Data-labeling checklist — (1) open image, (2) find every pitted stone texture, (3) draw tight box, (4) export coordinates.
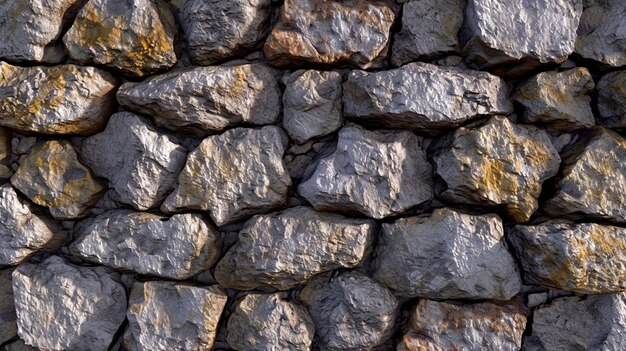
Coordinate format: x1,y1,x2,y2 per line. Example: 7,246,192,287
0,63,116,135
372,208,520,300
299,124,433,219
215,207,376,290
282,70,343,144
513,67,595,131
0,185,65,265
12,255,127,351
460,0,583,76
0,269,16,344
227,293,315,351
391,0,464,66
300,271,398,351
575,0,626,67
63,0,178,77
545,128,626,223
162,126,291,226
11,140,104,220
180,0,274,65
80,112,187,211
343,62,513,132
597,70,626,128
509,220,626,293
398,298,526,351
0,127,11,179
264,0,395,69
523,294,626,350
431,116,560,223
117,64,281,136
70,210,221,280
124,281,227,351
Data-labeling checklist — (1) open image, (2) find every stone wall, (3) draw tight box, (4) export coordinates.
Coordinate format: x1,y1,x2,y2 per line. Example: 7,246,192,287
0,0,625,350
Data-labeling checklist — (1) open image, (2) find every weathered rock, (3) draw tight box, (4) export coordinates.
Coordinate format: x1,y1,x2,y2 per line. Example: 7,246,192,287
545,128,626,223
117,64,281,135
63,0,178,77
299,124,433,219
12,255,127,351
513,67,595,131
80,112,187,211
0,127,11,179
70,210,221,279
0,63,117,135
124,281,227,351
282,70,343,144
575,0,626,67
431,116,561,222
284,137,336,180
215,207,376,290
597,70,626,128
0,185,65,265
180,0,274,65
523,294,626,350
509,220,626,293
0,269,16,344
227,293,315,351
264,0,395,69
11,140,104,219
460,0,583,76
391,0,464,66
300,271,398,351
342,62,513,132
162,126,291,226
4,340,38,351
398,298,526,351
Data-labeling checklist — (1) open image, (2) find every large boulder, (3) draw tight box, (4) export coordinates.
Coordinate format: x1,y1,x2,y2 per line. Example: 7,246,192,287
575,0,626,67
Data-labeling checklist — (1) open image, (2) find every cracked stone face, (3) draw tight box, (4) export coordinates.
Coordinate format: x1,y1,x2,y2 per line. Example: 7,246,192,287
597,70,626,128
575,0,626,67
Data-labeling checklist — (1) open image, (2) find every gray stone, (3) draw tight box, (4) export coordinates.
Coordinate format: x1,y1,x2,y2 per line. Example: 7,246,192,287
299,124,433,219
264,0,395,69
299,271,398,351
284,137,336,180
80,112,187,211
124,281,228,351
431,116,561,223
513,67,595,131
597,70,626,128
1,268,16,344
180,0,274,65
215,206,376,290
391,0,465,66
575,0,626,67
162,126,291,226
527,293,549,309
70,210,221,280
282,70,343,144
0,63,117,135
342,62,513,132
117,63,281,136
0,127,11,179
4,340,39,351
227,293,315,351
12,255,127,351
63,0,178,77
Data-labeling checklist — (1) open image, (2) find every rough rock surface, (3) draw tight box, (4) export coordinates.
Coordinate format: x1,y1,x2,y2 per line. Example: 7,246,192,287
282,69,343,144
509,220,626,293
3,340,37,351
0,268,16,344
575,0,626,67
398,298,526,351
124,281,228,351
391,0,465,66
227,293,315,351
545,128,626,223
80,112,187,211
300,271,398,351
299,124,433,219
11,140,105,220
264,0,395,69
117,64,281,135
431,116,561,222
0,63,117,135
0,127,11,179
12,255,127,351
342,62,513,132
63,0,178,77
180,0,274,65
70,210,221,280
162,126,291,226
513,67,595,131
215,207,376,290
597,70,626,128
523,294,626,350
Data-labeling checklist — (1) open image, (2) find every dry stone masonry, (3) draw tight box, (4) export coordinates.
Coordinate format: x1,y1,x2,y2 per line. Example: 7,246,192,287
0,0,624,350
